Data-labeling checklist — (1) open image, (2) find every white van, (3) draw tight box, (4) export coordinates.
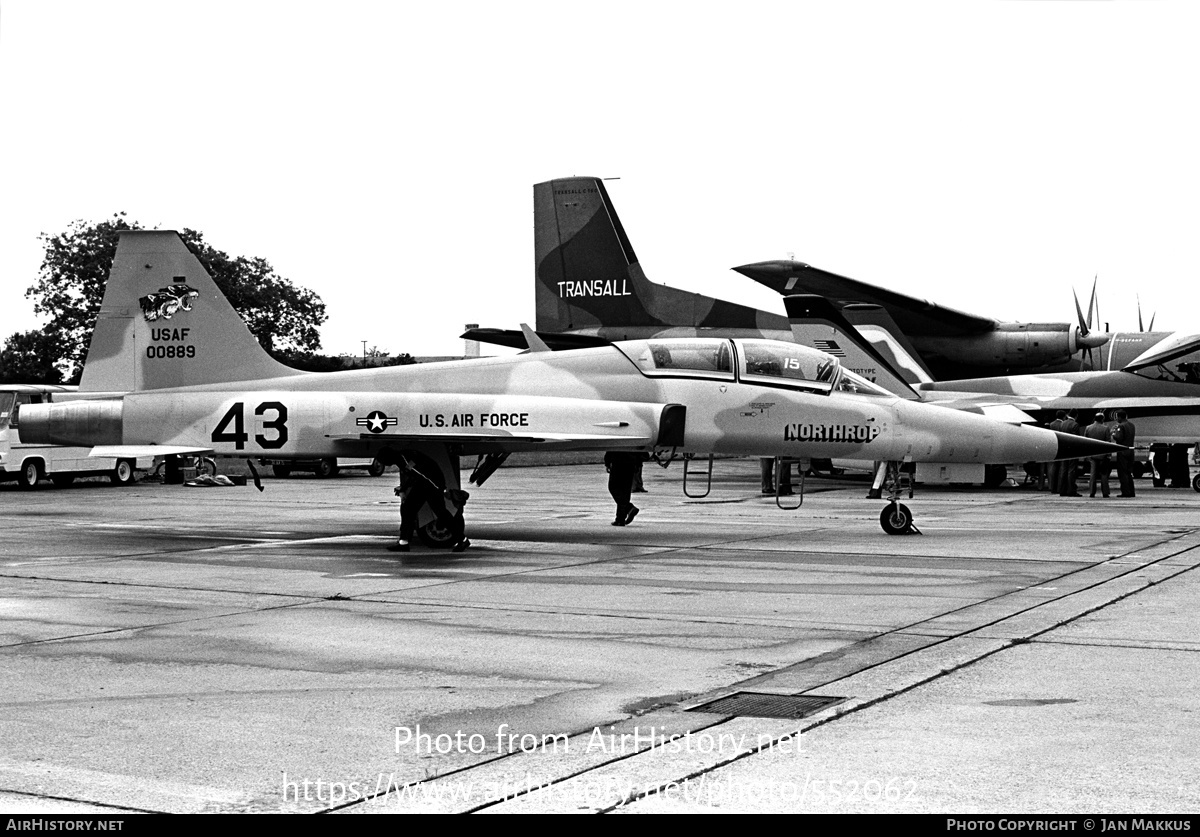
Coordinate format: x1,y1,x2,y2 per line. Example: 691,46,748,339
0,384,142,488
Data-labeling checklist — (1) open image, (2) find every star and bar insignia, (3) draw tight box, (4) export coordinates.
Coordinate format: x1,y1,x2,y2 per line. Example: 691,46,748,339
356,411,398,433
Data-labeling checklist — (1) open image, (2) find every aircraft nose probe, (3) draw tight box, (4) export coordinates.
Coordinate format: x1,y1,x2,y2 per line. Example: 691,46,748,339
1051,430,1127,460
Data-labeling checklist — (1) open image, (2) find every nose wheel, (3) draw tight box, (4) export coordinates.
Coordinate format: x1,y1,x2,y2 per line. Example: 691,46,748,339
880,501,920,535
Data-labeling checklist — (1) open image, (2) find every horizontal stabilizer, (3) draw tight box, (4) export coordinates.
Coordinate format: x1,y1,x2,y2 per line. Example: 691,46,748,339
462,327,611,351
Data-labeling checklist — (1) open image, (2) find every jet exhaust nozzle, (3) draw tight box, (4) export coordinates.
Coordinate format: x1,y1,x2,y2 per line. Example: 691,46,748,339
17,400,124,447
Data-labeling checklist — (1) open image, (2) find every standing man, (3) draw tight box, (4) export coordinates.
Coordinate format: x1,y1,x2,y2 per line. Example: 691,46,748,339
760,458,794,496
1111,410,1137,498
387,454,469,552
605,451,645,526
1058,411,1083,497
1084,412,1112,498
1045,411,1067,493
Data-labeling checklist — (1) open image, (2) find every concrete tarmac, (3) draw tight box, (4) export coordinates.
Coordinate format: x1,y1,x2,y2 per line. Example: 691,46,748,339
0,460,1196,814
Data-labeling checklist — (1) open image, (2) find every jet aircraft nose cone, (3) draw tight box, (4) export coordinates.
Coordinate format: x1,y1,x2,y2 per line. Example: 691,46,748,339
1052,430,1126,461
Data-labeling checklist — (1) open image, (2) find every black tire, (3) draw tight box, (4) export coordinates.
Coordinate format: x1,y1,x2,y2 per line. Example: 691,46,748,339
110,459,136,486
51,474,75,488
272,463,293,478
17,460,42,490
314,458,339,478
368,458,386,477
417,515,465,549
1193,473,1200,493
880,502,913,535
197,457,218,477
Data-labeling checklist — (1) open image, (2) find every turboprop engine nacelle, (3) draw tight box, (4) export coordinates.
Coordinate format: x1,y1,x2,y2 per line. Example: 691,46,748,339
922,324,1108,369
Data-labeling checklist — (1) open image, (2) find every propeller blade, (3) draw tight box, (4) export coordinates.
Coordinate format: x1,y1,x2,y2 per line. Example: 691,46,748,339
1073,288,1089,337
1138,295,1144,332
1148,312,1156,332
1088,275,1098,332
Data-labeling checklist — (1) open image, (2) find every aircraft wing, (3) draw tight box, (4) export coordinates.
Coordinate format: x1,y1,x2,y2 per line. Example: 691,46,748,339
916,396,1040,423
89,444,214,458
734,261,997,336
330,430,653,447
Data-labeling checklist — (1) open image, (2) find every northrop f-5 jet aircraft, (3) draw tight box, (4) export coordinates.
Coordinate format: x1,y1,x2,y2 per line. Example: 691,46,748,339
19,231,1119,536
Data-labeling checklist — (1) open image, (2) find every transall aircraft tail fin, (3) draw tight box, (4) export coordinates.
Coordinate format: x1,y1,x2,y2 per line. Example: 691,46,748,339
80,230,300,392
534,177,779,337
782,295,921,400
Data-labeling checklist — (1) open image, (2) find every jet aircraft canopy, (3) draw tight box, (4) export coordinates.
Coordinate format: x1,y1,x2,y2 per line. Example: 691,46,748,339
616,338,894,397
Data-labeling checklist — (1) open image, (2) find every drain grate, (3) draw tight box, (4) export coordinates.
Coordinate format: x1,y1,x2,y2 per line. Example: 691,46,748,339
687,692,845,719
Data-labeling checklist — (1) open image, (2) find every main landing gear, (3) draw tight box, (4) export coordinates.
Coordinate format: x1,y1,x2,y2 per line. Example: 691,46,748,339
873,461,922,536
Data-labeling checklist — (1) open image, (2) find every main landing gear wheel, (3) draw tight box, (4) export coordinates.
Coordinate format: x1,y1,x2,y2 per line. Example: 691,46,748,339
368,457,386,477
417,516,466,549
880,502,915,535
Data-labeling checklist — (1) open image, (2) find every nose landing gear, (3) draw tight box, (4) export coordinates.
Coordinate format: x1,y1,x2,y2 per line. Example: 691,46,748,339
877,461,922,535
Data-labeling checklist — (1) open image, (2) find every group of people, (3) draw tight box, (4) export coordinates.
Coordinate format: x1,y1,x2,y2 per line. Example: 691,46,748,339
1044,409,1137,498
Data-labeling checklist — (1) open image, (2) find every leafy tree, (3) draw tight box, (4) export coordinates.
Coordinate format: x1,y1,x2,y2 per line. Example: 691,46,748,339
0,330,67,384
17,213,328,381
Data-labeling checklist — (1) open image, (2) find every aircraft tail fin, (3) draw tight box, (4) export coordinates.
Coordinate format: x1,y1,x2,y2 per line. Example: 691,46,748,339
534,177,778,336
80,230,300,392
782,295,920,399
839,303,935,384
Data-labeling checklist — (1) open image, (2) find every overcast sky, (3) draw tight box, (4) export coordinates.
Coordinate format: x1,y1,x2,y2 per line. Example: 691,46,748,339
2,0,1197,360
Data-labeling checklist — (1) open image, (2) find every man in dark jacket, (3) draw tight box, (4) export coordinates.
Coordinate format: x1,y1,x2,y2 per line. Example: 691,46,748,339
1057,411,1083,496
605,451,647,526
1084,412,1112,498
1045,411,1067,492
387,454,469,552
1111,410,1137,497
